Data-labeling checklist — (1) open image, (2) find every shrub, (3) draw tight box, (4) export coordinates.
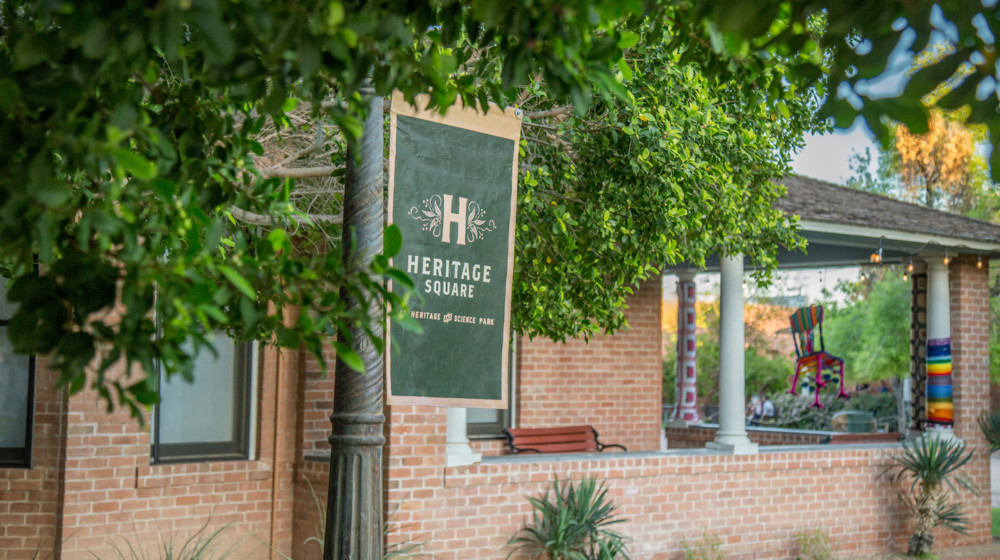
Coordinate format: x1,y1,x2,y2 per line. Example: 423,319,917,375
794,530,832,560
680,530,722,560
507,478,629,560
881,436,978,557
773,392,895,431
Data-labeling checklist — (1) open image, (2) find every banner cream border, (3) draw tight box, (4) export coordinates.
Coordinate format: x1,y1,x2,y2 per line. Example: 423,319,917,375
386,91,522,409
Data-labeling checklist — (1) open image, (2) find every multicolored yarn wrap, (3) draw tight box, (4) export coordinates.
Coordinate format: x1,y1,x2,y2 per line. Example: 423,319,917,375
926,337,953,427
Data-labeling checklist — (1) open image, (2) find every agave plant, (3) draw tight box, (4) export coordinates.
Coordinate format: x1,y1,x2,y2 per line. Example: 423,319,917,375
880,436,978,557
507,478,629,560
977,410,1000,453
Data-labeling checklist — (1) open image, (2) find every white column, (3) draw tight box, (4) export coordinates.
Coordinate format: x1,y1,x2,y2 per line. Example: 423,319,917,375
445,408,482,467
707,254,758,454
923,257,956,440
668,270,700,425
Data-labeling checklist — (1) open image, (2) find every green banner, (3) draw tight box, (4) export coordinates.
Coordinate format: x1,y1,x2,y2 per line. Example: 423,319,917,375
387,94,521,407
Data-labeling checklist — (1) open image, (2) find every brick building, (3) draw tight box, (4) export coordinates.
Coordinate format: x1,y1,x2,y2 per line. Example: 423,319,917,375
3,176,999,559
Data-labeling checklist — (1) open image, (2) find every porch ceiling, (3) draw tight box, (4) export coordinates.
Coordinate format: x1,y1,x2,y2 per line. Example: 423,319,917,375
668,174,1000,272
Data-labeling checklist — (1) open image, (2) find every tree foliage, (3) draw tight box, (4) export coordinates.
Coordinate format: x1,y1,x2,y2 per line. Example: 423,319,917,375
3,0,998,415
822,268,911,383
514,28,820,340
895,111,978,212
663,1,1000,180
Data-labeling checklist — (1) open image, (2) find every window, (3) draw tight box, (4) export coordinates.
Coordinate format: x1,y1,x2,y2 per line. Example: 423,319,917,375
467,406,511,438
152,331,254,464
467,340,516,438
0,276,34,468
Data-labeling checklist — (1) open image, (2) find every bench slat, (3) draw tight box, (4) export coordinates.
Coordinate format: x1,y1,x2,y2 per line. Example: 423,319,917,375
515,442,598,454
510,434,594,446
506,426,594,437
503,425,626,455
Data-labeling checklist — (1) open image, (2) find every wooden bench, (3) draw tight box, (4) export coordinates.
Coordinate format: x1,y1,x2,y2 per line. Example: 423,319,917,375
503,426,627,455
821,432,903,444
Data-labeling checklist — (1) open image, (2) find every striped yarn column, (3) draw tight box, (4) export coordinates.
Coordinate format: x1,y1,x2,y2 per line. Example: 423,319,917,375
672,277,700,423
926,337,954,428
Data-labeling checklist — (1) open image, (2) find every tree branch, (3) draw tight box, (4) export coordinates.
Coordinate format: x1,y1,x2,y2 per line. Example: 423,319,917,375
262,166,339,179
524,105,573,119
229,206,343,226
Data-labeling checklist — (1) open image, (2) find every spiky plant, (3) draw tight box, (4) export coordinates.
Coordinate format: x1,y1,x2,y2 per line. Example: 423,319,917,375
507,478,629,560
95,518,241,560
286,479,426,560
977,410,1000,453
880,436,978,557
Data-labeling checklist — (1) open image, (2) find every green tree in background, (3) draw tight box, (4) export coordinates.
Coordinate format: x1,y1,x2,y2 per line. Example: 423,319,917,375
663,297,790,415
823,269,911,384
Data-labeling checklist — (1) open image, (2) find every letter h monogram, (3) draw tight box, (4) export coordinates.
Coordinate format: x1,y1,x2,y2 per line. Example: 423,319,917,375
441,194,467,245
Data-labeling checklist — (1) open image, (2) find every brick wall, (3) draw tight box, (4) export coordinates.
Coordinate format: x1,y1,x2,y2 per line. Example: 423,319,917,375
1,342,302,560
947,255,992,544
53,345,291,560
297,347,337,460
515,277,662,452
0,359,66,559
297,446,963,560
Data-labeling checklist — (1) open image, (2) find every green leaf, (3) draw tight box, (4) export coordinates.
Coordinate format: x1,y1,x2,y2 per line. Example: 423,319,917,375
13,34,54,70
617,31,640,49
325,2,345,29
334,341,364,372
115,150,158,180
616,58,633,82
384,224,403,257
392,314,423,334
218,265,256,299
385,269,414,290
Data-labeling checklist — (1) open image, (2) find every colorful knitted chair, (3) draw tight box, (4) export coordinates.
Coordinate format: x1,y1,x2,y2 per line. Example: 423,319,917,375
787,305,849,408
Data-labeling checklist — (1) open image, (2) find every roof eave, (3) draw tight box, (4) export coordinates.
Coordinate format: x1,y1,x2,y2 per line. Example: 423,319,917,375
799,218,1000,254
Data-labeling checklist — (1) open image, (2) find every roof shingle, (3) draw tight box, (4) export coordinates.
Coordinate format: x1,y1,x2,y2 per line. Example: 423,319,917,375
776,175,1000,244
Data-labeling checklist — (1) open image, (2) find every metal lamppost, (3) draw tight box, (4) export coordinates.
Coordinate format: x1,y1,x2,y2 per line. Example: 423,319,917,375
324,84,385,560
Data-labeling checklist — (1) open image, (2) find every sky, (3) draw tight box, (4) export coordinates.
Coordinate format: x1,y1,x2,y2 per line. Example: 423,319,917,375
791,26,915,184
790,122,877,185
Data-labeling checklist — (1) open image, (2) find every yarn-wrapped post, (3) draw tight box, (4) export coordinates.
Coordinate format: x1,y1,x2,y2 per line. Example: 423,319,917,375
926,338,954,428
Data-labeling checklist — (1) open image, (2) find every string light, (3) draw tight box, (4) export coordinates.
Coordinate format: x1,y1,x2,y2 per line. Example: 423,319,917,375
978,253,983,269
860,272,867,282
943,250,950,266
869,239,883,264
907,258,914,274
903,272,909,282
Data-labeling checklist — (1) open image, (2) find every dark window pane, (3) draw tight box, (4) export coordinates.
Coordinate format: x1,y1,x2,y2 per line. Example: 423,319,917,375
153,332,251,464
0,277,33,468
0,328,30,448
